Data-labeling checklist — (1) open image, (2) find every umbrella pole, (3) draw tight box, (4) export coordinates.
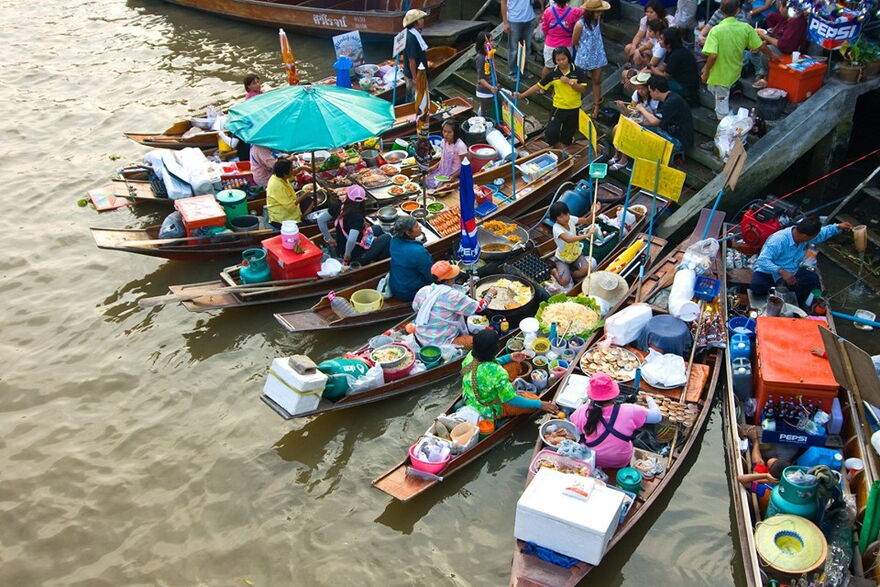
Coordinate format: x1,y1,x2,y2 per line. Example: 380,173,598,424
584,174,601,296
619,173,633,244
311,151,317,196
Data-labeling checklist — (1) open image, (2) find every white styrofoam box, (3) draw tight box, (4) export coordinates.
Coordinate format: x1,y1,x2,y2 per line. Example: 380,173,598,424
604,303,653,346
515,468,625,565
263,357,328,416
556,374,591,411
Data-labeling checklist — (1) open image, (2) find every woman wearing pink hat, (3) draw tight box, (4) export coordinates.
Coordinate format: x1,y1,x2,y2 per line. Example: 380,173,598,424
333,185,391,266
570,373,661,470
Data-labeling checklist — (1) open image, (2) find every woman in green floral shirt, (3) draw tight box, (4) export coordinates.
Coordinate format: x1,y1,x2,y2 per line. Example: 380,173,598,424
461,330,559,421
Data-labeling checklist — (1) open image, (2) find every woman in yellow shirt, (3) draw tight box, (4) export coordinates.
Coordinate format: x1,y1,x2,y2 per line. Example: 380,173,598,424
266,159,313,227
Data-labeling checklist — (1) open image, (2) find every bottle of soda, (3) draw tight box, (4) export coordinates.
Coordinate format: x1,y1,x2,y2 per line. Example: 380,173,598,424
801,245,818,271
328,290,357,318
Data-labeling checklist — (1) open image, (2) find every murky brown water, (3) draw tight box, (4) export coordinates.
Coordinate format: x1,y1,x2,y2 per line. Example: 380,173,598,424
0,1,876,585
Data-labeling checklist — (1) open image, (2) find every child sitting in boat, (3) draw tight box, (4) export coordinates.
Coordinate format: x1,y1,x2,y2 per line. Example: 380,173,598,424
426,120,467,190
548,201,596,288
461,329,559,422
736,425,791,494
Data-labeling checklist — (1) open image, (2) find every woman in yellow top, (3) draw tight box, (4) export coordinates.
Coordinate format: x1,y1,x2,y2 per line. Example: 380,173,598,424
266,159,313,227
515,47,588,147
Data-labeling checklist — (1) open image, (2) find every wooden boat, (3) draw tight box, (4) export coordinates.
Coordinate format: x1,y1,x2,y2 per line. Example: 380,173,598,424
721,226,879,586
124,120,218,151
273,190,665,333
371,232,669,502
159,0,444,39
147,144,594,311
509,208,727,586
88,201,325,262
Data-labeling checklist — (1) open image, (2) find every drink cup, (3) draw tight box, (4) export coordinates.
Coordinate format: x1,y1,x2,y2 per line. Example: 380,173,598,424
791,51,801,64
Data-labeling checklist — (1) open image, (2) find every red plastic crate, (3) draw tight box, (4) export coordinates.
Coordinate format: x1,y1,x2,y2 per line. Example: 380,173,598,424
262,234,323,281
752,317,839,424
174,194,227,236
767,55,827,103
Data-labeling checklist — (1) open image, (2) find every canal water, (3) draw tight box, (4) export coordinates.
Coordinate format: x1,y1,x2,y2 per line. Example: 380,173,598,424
0,1,876,584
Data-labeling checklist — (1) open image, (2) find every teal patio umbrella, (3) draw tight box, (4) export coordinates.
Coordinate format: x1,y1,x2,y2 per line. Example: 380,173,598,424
226,83,395,152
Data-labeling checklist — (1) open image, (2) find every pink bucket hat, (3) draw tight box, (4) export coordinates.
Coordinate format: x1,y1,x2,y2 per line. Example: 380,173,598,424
588,373,620,401
346,185,366,202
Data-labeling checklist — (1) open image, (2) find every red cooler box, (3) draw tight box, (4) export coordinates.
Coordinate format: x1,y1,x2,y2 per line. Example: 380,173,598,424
753,316,838,424
175,194,227,236
767,56,827,103
261,234,322,281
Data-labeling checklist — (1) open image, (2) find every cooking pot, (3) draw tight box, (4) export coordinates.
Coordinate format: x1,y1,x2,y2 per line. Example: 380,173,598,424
472,273,539,326
476,225,529,261
377,205,399,224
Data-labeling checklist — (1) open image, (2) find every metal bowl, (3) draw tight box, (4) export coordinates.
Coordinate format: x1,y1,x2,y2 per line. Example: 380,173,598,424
382,150,407,164
411,208,428,221
477,225,529,261
377,205,399,224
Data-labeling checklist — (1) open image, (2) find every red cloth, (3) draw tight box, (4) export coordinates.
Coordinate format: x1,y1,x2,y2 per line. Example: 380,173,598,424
766,13,808,54
754,462,769,474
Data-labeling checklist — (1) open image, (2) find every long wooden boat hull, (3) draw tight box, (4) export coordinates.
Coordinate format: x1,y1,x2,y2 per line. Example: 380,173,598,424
721,227,877,586
509,208,727,586
160,145,593,311
159,0,443,39
123,131,218,151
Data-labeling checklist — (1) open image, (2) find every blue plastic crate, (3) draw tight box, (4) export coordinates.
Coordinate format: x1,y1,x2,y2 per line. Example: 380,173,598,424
474,201,498,217
694,276,721,301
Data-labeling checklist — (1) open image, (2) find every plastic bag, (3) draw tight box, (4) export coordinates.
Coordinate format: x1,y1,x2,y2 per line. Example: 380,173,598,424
346,365,384,395
158,211,185,239
714,109,753,161
680,238,719,273
439,343,463,362
641,349,687,388
452,405,481,425
377,273,393,299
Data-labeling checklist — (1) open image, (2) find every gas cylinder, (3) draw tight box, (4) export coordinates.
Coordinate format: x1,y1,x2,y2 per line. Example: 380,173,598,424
765,466,819,522
239,248,272,284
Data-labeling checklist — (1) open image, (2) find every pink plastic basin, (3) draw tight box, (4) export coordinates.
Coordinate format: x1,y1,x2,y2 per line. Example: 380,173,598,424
408,444,450,475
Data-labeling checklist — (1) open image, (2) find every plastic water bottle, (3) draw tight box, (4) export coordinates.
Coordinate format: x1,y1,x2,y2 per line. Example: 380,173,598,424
801,245,818,271
328,290,357,318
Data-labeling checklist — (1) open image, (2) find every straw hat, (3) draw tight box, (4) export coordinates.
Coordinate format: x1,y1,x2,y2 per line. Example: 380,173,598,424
588,373,620,402
587,271,629,306
630,71,652,86
582,0,612,11
754,515,827,574
403,9,427,27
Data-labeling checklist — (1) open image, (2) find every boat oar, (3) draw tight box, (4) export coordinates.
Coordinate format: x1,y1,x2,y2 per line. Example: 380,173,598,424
666,300,707,467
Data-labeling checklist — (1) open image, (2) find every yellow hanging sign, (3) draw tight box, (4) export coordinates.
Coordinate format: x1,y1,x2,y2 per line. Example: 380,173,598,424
502,101,525,145
578,110,597,154
612,116,672,165
631,158,686,202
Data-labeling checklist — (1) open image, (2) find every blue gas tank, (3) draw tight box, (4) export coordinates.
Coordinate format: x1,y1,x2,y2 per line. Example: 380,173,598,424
551,179,593,224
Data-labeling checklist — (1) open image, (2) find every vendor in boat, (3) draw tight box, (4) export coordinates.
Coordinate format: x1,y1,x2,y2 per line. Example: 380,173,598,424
462,329,559,421
570,373,661,470
751,216,851,306
250,144,279,187
549,201,597,288
426,120,468,190
267,159,312,227
515,47,588,148
244,73,263,99
402,9,429,102
412,261,495,347
388,216,433,302
334,185,392,267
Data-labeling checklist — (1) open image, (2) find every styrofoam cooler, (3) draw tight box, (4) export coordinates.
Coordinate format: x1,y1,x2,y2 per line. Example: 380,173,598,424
556,374,591,411
263,357,328,416
515,468,624,565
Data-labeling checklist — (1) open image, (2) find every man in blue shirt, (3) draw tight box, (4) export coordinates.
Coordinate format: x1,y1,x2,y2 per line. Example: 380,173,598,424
501,0,538,78
751,216,852,305
388,216,433,302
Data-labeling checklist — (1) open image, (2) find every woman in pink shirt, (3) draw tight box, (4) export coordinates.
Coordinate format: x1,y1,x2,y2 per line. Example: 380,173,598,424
540,0,584,77
570,373,661,470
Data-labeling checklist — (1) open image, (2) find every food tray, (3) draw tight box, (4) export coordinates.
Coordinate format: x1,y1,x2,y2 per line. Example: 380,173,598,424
579,345,642,382
528,449,592,477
